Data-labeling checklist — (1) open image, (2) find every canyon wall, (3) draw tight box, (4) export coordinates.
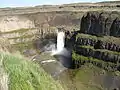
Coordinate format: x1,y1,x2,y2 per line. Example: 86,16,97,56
0,11,82,45
69,31,120,70
0,1,120,44
0,1,120,54
0,15,57,45
80,12,120,37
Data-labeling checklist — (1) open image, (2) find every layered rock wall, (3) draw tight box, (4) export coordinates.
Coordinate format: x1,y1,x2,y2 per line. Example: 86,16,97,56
0,15,57,45
75,46,120,64
80,12,120,37
76,37,120,52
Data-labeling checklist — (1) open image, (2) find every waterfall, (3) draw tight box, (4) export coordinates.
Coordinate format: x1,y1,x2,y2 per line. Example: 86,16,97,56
40,30,67,78
39,29,72,78
51,29,72,68
51,30,65,55
57,31,65,52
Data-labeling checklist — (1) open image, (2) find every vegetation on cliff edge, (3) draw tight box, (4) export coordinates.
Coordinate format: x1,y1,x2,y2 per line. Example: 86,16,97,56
1,52,64,90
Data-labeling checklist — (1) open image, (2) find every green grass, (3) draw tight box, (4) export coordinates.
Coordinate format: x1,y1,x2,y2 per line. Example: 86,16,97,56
73,63,104,90
12,41,35,52
0,53,8,90
76,33,120,44
8,34,35,40
1,52,64,90
80,45,94,49
76,33,97,41
72,51,117,71
79,45,120,55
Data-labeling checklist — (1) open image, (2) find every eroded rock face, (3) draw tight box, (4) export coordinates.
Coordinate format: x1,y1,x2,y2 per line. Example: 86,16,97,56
110,18,120,37
75,46,120,64
80,12,120,37
0,15,57,44
76,37,120,52
0,16,35,32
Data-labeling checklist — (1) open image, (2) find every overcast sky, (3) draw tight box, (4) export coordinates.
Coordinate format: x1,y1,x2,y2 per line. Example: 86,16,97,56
0,0,117,8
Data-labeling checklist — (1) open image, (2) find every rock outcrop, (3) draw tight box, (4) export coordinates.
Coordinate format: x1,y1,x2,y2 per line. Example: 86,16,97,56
76,37,120,52
0,15,57,45
75,46,120,64
80,12,120,37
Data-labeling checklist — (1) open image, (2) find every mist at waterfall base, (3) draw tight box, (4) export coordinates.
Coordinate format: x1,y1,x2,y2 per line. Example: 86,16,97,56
41,30,72,69
51,31,73,68
38,31,72,78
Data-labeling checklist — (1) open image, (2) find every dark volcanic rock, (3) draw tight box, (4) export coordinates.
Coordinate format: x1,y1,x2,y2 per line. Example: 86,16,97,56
75,46,120,64
94,40,104,49
76,37,120,52
110,18,120,37
80,12,120,37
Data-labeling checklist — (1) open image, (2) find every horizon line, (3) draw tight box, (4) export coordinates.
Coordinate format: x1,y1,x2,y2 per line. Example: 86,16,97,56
0,0,116,8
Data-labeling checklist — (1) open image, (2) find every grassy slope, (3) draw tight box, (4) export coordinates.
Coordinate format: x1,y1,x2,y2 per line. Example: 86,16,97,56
58,64,105,90
0,53,8,90
73,64,104,90
63,64,120,90
76,33,120,45
1,52,64,90
79,45,120,56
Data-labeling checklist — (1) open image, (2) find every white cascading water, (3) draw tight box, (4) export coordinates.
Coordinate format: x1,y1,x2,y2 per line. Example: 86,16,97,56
51,30,65,55
57,31,65,52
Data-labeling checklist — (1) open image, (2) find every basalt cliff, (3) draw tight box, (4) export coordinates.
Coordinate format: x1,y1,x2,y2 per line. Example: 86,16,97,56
80,12,120,37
